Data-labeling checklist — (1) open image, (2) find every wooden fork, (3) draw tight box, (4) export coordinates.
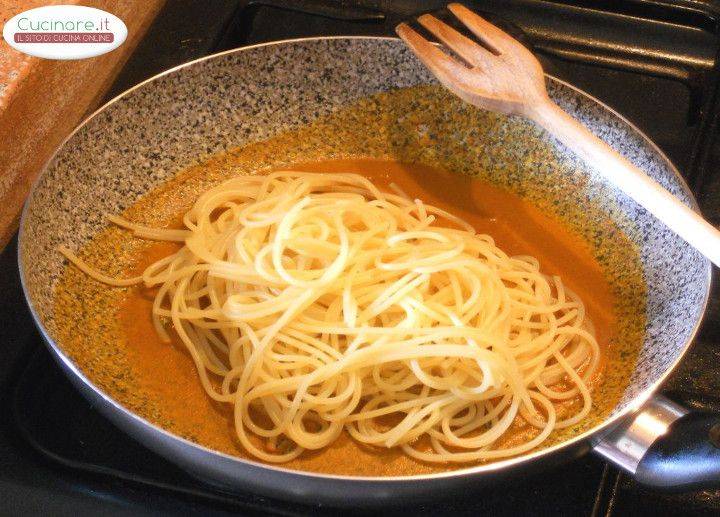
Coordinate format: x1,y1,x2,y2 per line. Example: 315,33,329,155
397,3,720,267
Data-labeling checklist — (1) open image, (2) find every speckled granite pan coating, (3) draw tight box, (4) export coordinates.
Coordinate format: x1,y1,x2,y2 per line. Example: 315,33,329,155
20,38,710,456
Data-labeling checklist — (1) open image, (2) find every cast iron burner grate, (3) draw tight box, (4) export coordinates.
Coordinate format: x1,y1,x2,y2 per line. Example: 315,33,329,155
8,1,720,514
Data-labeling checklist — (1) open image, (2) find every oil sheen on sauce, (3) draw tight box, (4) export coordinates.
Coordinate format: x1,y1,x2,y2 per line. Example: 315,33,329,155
120,159,616,476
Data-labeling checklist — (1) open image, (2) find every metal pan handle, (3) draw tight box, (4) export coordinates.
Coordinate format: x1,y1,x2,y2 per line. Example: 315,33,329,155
593,396,720,490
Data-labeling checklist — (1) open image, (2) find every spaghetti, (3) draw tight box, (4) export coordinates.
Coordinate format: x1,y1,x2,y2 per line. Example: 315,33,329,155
60,171,600,464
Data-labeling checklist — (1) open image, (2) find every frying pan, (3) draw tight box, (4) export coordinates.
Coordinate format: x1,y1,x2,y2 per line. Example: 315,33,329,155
17,37,720,505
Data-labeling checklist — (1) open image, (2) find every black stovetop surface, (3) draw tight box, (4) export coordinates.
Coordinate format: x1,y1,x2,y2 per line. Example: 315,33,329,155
5,1,720,515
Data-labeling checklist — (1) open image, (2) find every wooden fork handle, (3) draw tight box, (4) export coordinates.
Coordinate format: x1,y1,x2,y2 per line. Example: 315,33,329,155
529,99,720,267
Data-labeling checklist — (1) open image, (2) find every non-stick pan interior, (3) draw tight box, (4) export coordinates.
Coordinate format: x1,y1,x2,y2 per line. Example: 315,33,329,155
20,37,709,456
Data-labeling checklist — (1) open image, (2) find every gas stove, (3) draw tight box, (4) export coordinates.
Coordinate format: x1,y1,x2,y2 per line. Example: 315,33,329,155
4,1,720,515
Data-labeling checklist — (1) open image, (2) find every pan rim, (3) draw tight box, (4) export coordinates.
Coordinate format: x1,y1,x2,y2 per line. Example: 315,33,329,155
17,35,713,484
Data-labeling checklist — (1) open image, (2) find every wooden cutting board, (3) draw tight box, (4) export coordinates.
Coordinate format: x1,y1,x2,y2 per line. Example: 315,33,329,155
0,0,164,250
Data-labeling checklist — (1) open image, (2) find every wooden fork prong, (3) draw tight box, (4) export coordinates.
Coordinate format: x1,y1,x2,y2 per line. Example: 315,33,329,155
416,14,496,68
447,3,513,55
396,23,475,89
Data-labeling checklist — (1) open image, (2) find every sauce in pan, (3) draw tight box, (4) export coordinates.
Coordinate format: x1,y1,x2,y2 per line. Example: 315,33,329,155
117,159,616,476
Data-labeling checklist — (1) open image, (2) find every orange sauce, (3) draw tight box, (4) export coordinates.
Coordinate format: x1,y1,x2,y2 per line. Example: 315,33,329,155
119,159,616,475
